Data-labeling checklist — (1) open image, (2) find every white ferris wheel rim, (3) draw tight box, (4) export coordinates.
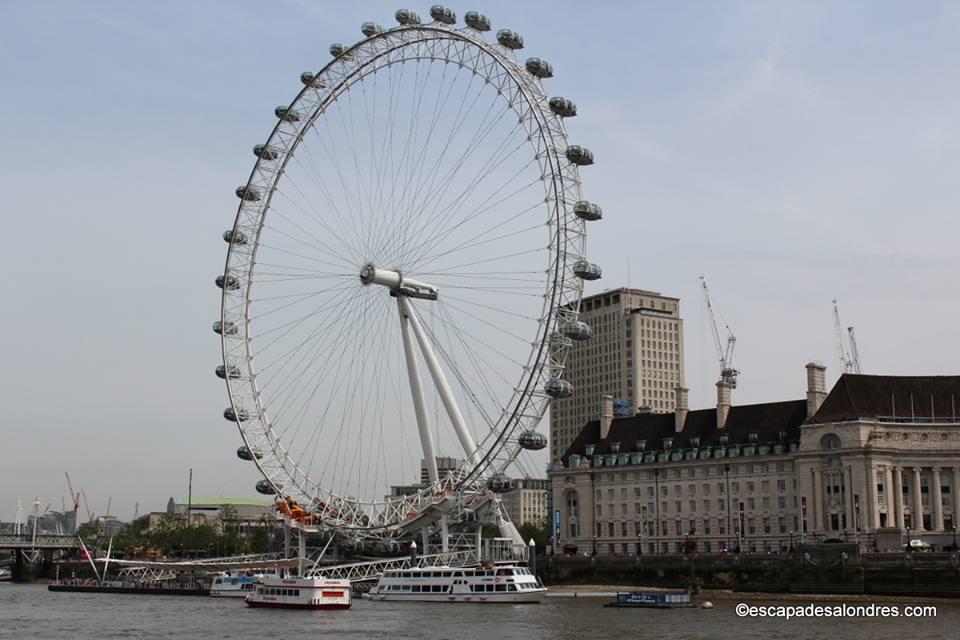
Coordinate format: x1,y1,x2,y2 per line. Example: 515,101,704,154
218,17,589,534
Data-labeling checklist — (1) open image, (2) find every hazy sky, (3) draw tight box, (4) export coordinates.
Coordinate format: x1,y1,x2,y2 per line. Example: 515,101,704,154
2,1,958,522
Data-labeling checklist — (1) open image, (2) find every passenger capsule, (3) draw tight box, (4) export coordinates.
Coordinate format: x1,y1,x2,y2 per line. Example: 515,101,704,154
487,473,514,493
566,145,594,166
429,5,456,24
573,200,602,221
518,430,548,450
255,480,278,495
274,106,301,122
525,57,553,79
215,274,240,290
544,378,574,398
235,186,261,201
573,260,602,281
560,320,592,341
329,43,347,57
549,96,577,118
395,9,421,25
222,229,248,245
253,144,279,160
464,11,491,31
215,364,242,379
496,29,524,50
361,21,385,37
236,445,262,461
212,320,237,336
223,406,250,422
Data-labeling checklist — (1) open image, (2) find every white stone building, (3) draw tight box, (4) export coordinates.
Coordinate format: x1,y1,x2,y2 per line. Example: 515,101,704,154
549,364,960,554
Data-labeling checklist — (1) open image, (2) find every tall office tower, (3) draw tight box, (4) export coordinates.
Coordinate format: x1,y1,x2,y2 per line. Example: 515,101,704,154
549,287,685,462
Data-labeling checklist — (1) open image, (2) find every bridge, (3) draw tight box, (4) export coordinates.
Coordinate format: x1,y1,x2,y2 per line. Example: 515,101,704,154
0,533,79,550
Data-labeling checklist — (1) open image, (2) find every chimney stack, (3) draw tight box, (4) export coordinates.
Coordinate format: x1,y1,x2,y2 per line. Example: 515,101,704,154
806,362,827,417
716,381,732,430
674,387,689,433
600,394,614,440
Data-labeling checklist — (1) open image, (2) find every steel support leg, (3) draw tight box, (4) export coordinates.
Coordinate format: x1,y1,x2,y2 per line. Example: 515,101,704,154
398,299,440,485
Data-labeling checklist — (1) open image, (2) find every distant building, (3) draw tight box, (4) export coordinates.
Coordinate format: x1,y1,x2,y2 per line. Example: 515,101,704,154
549,364,960,555
501,478,550,527
389,456,466,498
166,497,273,526
550,287,685,463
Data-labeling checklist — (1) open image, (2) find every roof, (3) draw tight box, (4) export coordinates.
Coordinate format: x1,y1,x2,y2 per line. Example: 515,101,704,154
169,497,271,507
809,374,960,423
561,399,807,464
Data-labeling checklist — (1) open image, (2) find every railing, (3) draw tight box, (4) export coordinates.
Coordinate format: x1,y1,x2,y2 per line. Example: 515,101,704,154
0,534,79,549
306,548,481,582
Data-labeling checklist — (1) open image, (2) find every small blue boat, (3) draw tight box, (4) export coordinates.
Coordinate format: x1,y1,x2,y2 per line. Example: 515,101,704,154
603,591,696,609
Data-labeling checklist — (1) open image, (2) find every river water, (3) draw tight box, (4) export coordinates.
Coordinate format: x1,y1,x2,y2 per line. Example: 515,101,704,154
2,583,959,639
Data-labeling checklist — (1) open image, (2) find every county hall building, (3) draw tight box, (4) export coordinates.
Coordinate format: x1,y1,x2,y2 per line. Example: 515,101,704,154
549,363,960,554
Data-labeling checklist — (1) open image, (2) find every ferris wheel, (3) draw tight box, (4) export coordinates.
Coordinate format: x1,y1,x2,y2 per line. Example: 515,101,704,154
215,6,602,541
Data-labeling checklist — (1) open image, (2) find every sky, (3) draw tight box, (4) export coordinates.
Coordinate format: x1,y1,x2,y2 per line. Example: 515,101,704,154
1,1,958,523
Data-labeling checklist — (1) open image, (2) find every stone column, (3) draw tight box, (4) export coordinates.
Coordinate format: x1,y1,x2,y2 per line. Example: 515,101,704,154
813,469,824,532
884,466,895,527
893,467,905,529
869,466,880,530
954,467,960,527
932,467,944,531
913,467,925,531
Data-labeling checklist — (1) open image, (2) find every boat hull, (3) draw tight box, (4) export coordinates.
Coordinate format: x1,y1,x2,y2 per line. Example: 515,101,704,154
246,600,350,610
368,591,544,604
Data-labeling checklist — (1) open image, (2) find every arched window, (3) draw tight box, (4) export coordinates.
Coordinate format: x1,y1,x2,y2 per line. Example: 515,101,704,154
821,434,841,450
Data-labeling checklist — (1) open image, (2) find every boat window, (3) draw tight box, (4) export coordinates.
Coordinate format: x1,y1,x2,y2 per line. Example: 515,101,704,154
508,584,518,591
495,584,506,592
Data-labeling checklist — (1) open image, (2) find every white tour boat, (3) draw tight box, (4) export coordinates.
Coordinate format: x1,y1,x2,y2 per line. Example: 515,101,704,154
210,574,258,598
368,563,546,603
245,575,352,610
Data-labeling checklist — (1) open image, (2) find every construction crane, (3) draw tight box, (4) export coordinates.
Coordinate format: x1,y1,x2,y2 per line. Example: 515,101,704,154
64,472,81,534
699,276,738,388
832,299,862,374
80,488,94,523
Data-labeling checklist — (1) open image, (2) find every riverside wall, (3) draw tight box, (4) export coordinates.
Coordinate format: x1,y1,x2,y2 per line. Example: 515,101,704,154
539,545,960,597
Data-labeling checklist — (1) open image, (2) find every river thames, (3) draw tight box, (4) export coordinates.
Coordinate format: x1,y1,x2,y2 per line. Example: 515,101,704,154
2,584,960,639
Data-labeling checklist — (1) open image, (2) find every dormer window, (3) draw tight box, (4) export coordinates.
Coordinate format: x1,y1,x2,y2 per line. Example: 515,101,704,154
635,440,646,452
610,442,620,454
690,436,700,448
718,433,729,446
584,444,595,456
748,432,759,443
662,437,673,451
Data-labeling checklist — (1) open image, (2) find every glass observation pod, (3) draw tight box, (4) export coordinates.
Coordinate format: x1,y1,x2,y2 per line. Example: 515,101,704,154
216,274,240,290
235,186,260,202
518,430,548,450
395,9,421,25
223,229,248,245
525,58,553,79
224,407,251,422
573,200,602,221
361,22,385,37
329,43,348,58
487,473,514,493
560,320,592,341
275,106,301,122
300,71,325,88
549,97,577,118
573,260,602,281
429,5,456,24
215,364,242,379
237,445,263,461
566,145,594,166
464,11,491,31
213,320,238,335
255,480,278,495
496,29,524,50
544,378,574,398
253,144,279,160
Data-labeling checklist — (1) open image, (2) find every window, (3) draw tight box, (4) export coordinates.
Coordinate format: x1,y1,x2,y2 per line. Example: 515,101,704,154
821,434,841,450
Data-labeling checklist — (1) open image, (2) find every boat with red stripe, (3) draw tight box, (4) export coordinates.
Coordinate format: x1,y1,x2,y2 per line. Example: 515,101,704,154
245,576,351,610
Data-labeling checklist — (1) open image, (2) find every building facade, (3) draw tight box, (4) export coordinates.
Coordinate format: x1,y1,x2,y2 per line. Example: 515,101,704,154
501,478,550,527
550,288,685,462
549,365,960,554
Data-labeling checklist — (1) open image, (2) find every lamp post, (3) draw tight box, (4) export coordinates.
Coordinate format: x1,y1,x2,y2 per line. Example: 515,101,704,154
906,524,912,552
724,465,731,552
789,530,795,553
952,524,957,551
